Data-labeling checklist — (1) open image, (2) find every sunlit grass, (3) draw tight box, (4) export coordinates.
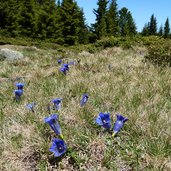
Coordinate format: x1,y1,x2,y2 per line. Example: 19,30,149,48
0,45,171,170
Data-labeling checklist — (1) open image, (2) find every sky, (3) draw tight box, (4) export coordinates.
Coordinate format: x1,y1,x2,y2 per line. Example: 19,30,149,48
76,0,171,32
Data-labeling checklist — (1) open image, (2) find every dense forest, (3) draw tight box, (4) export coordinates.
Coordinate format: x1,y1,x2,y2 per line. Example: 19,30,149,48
0,0,170,45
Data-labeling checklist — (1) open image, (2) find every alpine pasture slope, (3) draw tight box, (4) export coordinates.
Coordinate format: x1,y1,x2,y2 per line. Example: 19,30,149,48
0,45,171,170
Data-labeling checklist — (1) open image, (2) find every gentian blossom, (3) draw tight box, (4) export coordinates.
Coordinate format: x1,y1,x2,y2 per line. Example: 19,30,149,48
68,61,75,65
26,102,37,112
49,138,67,157
57,59,62,64
14,89,23,100
80,93,89,107
95,112,111,129
113,114,128,136
63,63,69,71
60,67,67,75
51,98,63,110
44,114,62,136
15,82,24,90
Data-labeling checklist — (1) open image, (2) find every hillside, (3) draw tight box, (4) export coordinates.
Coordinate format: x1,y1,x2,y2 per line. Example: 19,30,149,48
0,45,171,170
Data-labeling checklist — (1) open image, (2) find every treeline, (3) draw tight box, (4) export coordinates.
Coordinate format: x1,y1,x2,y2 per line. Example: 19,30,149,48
142,14,170,38
0,0,170,45
0,0,89,45
91,0,136,39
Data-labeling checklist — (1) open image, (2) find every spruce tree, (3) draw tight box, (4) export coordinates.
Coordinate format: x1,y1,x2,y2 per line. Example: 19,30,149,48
119,7,136,36
164,17,170,38
126,11,137,35
77,8,89,44
149,14,157,35
141,23,150,36
35,0,62,41
17,0,37,36
158,25,163,37
0,0,21,36
106,0,119,36
60,0,83,45
93,0,108,39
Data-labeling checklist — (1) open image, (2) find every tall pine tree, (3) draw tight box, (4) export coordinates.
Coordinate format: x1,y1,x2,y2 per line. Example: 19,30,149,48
119,7,136,36
126,11,137,36
158,25,163,36
35,0,62,41
164,17,170,38
17,0,37,37
77,8,89,44
149,14,157,35
93,0,108,39
0,0,21,36
60,0,86,45
106,0,119,36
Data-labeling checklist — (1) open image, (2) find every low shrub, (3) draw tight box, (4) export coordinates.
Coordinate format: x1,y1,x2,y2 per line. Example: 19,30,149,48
145,39,171,66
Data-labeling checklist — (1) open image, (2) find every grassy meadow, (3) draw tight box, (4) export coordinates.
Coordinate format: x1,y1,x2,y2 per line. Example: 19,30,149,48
0,44,171,171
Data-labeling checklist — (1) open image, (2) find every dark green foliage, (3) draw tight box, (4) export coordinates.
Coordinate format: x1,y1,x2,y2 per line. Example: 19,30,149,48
93,0,108,39
164,18,170,38
18,0,37,36
35,0,63,42
142,15,157,36
1,0,169,46
141,23,150,36
106,0,119,36
0,0,88,45
149,14,157,35
60,0,87,45
77,9,89,44
0,0,21,36
145,39,171,66
158,25,163,37
119,7,136,36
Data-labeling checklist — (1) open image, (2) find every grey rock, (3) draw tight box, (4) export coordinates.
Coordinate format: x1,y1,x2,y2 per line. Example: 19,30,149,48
0,48,23,61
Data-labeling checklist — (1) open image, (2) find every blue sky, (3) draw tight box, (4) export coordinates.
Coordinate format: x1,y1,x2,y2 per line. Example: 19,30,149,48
76,0,171,32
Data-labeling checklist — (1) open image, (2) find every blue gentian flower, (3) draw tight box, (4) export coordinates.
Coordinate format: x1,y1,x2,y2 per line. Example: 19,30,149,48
57,59,62,64
49,138,67,157
113,114,128,136
63,63,69,71
14,89,23,100
51,98,63,110
80,93,89,107
60,67,67,75
16,83,24,90
44,114,62,136
68,61,75,65
26,102,36,112
95,112,111,129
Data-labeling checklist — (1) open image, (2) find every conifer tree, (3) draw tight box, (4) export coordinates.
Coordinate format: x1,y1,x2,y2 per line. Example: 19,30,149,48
164,17,170,38
119,7,136,36
93,0,108,39
126,11,137,35
149,14,157,35
17,0,37,36
0,0,21,36
60,0,84,45
141,23,150,36
77,8,89,44
35,0,62,41
158,25,163,36
106,0,119,36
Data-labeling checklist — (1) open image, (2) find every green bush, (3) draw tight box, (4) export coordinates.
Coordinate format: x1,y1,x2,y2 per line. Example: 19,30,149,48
145,39,171,66
94,37,119,48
